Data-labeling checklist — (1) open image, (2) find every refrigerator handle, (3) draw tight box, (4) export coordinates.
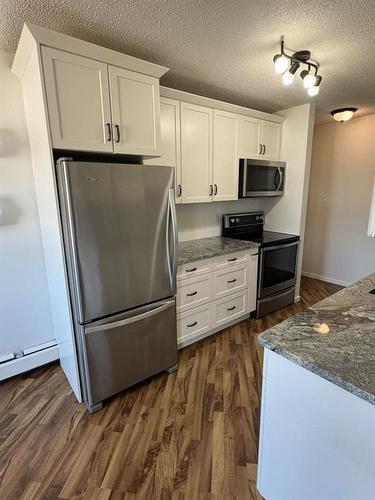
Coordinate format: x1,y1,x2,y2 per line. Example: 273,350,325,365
167,189,178,294
85,299,175,334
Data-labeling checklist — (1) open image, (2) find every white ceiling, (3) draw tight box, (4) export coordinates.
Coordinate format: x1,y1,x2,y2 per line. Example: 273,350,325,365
1,0,375,123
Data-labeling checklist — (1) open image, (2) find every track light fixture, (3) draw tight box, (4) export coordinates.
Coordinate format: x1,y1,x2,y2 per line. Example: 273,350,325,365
273,37,322,97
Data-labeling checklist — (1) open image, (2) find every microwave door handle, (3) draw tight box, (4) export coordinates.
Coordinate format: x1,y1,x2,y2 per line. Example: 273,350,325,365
276,167,283,191
274,169,279,189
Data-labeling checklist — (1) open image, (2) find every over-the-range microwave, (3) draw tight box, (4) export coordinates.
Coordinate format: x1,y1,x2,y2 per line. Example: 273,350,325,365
238,158,286,197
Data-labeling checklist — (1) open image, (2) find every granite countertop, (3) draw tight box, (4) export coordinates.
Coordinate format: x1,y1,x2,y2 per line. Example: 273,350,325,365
178,236,258,265
259,273,375,405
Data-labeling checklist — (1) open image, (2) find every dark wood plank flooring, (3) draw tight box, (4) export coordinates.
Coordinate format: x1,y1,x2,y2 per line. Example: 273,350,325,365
0,277,342,499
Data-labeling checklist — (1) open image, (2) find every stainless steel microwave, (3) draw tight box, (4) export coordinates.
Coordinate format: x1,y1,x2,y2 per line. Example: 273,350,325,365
238,158,286,197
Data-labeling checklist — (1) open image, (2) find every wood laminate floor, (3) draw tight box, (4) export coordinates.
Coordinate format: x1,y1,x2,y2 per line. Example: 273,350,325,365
0,277,342,499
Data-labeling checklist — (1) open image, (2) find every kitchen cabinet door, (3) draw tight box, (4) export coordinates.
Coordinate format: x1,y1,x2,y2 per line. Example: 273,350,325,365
144,98,182,203
213,110,239,201
42,46,113,152
261,121,282,161
180,102,213,203
239,116,262,158
109,66,160,156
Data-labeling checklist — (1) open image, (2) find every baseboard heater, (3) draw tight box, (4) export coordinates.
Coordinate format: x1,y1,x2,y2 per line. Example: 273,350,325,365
0,340,59,380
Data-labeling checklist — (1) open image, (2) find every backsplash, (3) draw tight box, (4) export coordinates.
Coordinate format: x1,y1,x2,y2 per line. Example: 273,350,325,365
176,199,265,241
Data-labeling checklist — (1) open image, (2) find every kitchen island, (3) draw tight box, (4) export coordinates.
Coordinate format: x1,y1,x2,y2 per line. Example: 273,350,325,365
257,273,375,500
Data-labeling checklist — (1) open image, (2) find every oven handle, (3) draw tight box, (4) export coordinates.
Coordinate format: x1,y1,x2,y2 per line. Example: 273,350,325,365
262,240,299,252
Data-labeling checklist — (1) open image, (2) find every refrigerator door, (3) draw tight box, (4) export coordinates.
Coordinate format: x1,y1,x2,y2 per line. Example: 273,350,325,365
83,298,177,405
57,160,176,323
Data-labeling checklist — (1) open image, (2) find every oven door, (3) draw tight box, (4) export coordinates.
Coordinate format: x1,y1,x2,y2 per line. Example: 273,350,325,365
258,241,299,298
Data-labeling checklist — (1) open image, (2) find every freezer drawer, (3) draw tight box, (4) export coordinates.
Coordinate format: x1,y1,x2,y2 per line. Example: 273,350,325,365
83,298,177,405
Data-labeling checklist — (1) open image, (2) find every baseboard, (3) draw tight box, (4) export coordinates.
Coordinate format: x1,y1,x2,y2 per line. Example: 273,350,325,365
0,345,59,381
294,295,301,302
301,271,351,287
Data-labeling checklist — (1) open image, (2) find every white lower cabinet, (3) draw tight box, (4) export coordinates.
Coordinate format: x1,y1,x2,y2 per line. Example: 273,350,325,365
214,290,247,327
177,304,212,345
177,274,212,313
176,248,258,347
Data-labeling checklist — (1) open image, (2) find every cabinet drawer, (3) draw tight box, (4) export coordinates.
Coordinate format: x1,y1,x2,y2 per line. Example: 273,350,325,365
213,264,248,299
213,250,248,270
177,258,212,281
177,274,212,313
214,291,248,327
177,303,212,343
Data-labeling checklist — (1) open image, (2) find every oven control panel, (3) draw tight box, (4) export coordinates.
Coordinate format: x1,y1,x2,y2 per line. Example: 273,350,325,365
223,212,264,229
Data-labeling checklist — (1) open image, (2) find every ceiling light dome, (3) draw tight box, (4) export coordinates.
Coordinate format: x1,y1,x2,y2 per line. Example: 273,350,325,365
273,54,289,74
331,108,357,122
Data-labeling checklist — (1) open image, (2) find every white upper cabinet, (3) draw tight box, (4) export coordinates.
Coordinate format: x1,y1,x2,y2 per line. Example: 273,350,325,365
144,97,182,203
212,110,239,201
42,47,113,152
180,102,213,204
239,116,262,158
108,66,160,156
239,115,281,161
261,121,282,161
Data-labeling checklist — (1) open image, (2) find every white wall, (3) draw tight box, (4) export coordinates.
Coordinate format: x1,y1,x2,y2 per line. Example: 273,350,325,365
264,103,315,297
0,51,54,358
177,198,265,241
302,114,375,286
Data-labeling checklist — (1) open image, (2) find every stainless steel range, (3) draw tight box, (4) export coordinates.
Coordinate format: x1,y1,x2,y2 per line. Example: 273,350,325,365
222,212,300,318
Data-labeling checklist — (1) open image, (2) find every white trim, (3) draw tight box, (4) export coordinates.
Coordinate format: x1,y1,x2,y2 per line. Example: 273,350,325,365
294,295,301,302
177,312,251,349
302,271,351,287
160,86,285,124
0,346,59,381
12,23,169,79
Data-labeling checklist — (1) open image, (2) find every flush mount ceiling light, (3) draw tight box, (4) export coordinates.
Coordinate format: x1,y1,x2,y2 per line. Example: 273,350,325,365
273,37,322,97
331,108,357,122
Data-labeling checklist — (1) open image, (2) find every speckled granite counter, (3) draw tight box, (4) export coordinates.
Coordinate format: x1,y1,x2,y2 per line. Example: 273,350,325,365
178,236,258,265
259,272,375,405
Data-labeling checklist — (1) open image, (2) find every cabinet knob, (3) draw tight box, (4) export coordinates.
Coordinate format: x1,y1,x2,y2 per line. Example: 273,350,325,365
214,184,218,196
209,184,213,196
177,184,182,197
259,144,262,155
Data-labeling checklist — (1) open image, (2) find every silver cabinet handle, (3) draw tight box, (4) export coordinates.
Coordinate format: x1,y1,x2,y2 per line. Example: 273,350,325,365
209,184,213,196
214,184,218,196
177,184,182,197
187,321,198,328
263,144,266,155
186,291,198,297
106,123,112,142
227,306,236,311
259,144,262,155
227,278,237,283
186,267,197,272
228,257,237,262
114,124,120,143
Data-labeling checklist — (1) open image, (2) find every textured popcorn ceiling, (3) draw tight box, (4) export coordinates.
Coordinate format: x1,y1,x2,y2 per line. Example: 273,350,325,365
1,0,375,122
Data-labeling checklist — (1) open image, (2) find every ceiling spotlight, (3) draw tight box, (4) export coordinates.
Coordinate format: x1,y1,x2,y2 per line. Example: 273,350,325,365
307,75,322,97
331,108,357,122
300,70,317,89
282,61,299,85
273,54,289,74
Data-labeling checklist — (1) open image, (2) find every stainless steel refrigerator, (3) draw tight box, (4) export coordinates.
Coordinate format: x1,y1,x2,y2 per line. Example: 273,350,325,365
56,158,178,412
